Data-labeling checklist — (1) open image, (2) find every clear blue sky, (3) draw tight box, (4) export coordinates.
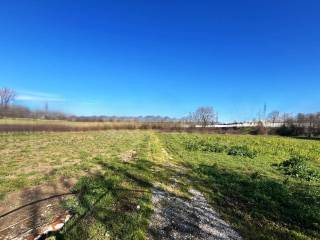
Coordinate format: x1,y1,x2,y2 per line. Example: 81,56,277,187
1,0,319,122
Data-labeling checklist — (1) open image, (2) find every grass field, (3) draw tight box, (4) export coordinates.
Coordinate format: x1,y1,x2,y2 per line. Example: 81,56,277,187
0,130,319,239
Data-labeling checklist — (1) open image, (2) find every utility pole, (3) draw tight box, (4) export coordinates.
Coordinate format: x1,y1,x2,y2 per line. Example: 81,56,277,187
44,102,48,118
263,103,267,120
45,102,48,113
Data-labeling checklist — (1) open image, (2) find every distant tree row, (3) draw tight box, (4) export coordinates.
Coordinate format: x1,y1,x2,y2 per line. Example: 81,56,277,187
2,86,318,137
0,87,68,120
0,87,193,122
266,110,320,137
280,112,320,137
0,104,68,120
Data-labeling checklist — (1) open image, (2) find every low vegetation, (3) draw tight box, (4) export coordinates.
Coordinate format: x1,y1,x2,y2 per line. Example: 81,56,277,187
277,156,320,181
185,136,257,158
0,118,188,132
0,130,319,239
0,130,149,200
160,133,320,240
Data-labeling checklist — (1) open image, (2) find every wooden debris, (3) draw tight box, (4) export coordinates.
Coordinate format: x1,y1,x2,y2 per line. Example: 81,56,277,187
25,212,72,240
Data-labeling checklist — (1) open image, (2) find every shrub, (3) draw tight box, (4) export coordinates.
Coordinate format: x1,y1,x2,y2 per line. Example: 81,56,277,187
185,139,226,153
186,139,257,158
185,139,200,151
251,122,267,135
227,145,257,158
209,143,227,152
278,156,320,181
276,124,305,136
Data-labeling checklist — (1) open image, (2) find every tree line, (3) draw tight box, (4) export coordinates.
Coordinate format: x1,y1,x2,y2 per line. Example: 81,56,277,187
0,87,66,119
1,87,319,136
0,87,218,124
277,112,320,137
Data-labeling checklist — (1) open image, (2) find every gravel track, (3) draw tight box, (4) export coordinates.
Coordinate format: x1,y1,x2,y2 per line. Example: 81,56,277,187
149,188,242,240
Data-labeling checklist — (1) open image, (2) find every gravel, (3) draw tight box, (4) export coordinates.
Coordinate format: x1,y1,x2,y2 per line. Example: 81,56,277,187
149,188,242,240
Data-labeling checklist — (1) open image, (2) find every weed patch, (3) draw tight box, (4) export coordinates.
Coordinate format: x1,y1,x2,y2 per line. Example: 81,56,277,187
278,156,320,181
227,145,257,158
185,137,256,158
186,139,227,153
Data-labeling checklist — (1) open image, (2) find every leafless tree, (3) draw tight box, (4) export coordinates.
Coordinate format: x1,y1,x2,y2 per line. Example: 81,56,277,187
0,87,16,108
192,106,217,127
316,112,320,128
268,111,280,124
281,113,292,124
296,113,306,128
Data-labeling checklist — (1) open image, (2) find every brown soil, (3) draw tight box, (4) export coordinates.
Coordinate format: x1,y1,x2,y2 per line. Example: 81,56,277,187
120,150,137,163
0,177,77,240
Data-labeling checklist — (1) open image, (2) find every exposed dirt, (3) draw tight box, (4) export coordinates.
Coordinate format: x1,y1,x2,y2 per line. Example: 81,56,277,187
149,188,242,240
120,149,137,163
0,177,76,240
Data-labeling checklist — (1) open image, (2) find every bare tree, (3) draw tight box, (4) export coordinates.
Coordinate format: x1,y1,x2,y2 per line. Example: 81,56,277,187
268,111,280,124
306,113,317,137
0,87,16,108
281,113,291,124
296,113,305,128
192,106,217,127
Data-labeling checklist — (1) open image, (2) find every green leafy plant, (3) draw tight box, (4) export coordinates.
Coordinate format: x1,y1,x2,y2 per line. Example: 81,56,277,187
185,138,226,153
227,145,257,158
278,156,320,181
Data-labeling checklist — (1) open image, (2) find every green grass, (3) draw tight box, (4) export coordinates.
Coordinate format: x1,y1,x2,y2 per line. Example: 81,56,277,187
0,130,148,197
1,131,319,239
158,133,320,240
57,132,186,239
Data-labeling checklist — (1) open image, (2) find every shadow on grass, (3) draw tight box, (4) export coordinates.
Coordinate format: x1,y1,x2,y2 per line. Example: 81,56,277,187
192,164,320,240
0,177,78,239
98,160,155,189
55,172,151,239
55,152,195,240
292,136,320,141
41,157,319,240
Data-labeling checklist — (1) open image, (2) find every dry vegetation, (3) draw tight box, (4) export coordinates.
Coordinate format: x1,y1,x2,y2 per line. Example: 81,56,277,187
0,118,188,132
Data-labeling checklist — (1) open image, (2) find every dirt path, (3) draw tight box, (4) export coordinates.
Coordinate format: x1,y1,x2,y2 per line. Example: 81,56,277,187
149,188,242,240
148,135,241,239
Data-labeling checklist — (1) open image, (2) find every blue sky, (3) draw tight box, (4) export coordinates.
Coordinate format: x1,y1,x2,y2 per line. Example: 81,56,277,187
1,0,319,122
